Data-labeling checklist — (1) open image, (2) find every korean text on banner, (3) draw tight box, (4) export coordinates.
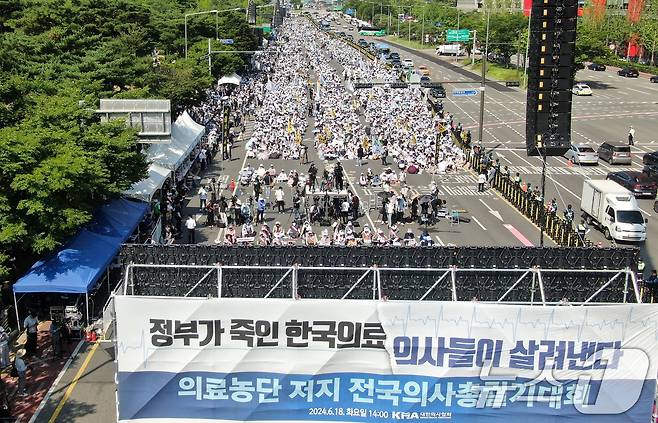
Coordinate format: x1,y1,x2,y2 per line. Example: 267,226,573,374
115,297,658,422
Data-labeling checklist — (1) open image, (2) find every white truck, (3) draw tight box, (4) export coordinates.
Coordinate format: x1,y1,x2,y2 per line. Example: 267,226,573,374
435,44,463,56
580,179,647,242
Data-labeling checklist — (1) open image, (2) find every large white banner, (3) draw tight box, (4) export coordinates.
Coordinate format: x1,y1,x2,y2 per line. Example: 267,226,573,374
115,297,658,422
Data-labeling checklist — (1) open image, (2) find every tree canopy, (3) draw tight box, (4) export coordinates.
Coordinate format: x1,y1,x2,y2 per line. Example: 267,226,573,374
0,0,259,279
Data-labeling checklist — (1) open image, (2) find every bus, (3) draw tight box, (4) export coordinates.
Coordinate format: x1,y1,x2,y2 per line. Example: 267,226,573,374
358,26,386,36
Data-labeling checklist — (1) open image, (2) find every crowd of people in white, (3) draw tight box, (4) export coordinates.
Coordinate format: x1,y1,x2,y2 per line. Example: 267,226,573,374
178,16,470,247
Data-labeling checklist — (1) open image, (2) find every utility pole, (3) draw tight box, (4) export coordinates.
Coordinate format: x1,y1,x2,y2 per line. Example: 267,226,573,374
421,3,426,46
471,30,477,67
477,10,490,145
523,8,532,86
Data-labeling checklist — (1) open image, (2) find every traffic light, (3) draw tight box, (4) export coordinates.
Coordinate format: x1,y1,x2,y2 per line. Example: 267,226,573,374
525,0,578,156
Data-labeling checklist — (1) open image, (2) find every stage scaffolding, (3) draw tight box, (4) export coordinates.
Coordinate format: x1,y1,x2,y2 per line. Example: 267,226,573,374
121,263,641,305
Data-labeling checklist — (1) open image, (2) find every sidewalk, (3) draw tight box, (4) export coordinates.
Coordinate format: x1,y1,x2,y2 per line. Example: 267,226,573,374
2,322,81,422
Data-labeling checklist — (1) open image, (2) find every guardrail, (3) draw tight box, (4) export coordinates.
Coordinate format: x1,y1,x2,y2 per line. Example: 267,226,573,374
465,148,588,247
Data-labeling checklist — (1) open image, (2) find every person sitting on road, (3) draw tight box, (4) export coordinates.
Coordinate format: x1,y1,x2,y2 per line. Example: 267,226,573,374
259,224,272,246
319,229,332,246
362,225,373,245
287,222,301,239
359,173,368,187
225,225,236,245
305,230,318,246
419,230,433,246
241,221,255,238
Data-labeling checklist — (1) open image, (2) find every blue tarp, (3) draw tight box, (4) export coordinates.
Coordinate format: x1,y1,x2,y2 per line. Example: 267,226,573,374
14,198,148,294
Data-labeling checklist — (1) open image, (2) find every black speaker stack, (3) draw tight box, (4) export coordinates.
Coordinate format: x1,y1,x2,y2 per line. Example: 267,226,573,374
525,0,578,156
247,0,257,25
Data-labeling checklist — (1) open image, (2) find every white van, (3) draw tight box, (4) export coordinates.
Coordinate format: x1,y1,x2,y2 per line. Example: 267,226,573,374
581,179,647,242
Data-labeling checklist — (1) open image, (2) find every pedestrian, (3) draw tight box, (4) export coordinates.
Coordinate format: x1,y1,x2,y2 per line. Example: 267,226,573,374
334,163,344,191
13,349,28,396
381,147,388,165
308,163,317,191
50,320,62,359
645,269,658,303
357,145,364,166
185,216,197,243
198,186,208,210
263,172,272,198
477,172,487,192
275,187,285,212
23,311,38,357
628,126,635,146
256,197,266,223
0,326,8,368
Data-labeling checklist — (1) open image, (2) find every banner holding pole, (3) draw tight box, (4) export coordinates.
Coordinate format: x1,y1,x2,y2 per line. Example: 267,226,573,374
116,297,658,422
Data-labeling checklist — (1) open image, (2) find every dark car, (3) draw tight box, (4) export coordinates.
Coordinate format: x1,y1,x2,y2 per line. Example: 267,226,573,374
420,76,431,84
644,151,658,166
429,86,446,99
607,171,658,198
587,63,606,71
655,200,658,213
618,67,639,77
357,38,368,46
644,151,658,179
651,75,658,83
598,142,632,164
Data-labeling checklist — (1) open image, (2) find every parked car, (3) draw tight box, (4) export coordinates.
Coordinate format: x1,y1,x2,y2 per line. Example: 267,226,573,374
618,68,639,77
598,142,632,165
587,63,606,71
402,58,414,68
572,83,593,96
418,65,431,76
607,171,658,198
420,75,431,84
643,164,658,182
564,144,598,165
650,75,658,83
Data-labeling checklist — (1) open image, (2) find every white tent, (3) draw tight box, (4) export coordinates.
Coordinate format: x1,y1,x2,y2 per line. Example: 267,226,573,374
124,164,172,201
217,73,242,86
147,111,205,171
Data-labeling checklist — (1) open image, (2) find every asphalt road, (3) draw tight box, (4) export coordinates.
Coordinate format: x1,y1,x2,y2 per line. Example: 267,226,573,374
321,13,658,274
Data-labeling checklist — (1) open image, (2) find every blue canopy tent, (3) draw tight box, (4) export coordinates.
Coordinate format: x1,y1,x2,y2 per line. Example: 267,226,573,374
13,198,148,326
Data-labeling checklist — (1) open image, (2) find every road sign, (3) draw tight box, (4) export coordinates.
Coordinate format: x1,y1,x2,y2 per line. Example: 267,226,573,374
452,89,478,97
219,38,234,45
446,29,470,42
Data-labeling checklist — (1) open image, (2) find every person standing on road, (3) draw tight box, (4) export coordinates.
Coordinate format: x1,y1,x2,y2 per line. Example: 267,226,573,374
381,147,388,165
275,187,285,213
198,186,208,211
186,216,197,243
628,126,635,146
308,163,318,191
0,326,8,368
334,163,344,191
645,269,658,303
357,145,364,167
14,349,28,396
23,311,38,357
477,172,487,192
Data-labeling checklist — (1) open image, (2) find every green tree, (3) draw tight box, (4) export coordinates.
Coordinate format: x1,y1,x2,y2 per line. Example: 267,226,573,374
638,17,658,66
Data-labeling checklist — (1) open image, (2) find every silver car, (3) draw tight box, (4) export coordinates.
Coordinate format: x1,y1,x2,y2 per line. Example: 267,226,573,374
564,144,599,165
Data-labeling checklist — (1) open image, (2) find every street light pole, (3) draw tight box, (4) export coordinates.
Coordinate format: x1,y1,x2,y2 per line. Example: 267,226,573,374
477,10,490,145
184,8,242,60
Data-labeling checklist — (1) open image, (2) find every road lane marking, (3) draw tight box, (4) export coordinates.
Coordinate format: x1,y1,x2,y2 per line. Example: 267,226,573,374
478,199,503,221
627,87,648,95
504,224,534,246
472,215,487,230
48,342,100,423
434,235,445,246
